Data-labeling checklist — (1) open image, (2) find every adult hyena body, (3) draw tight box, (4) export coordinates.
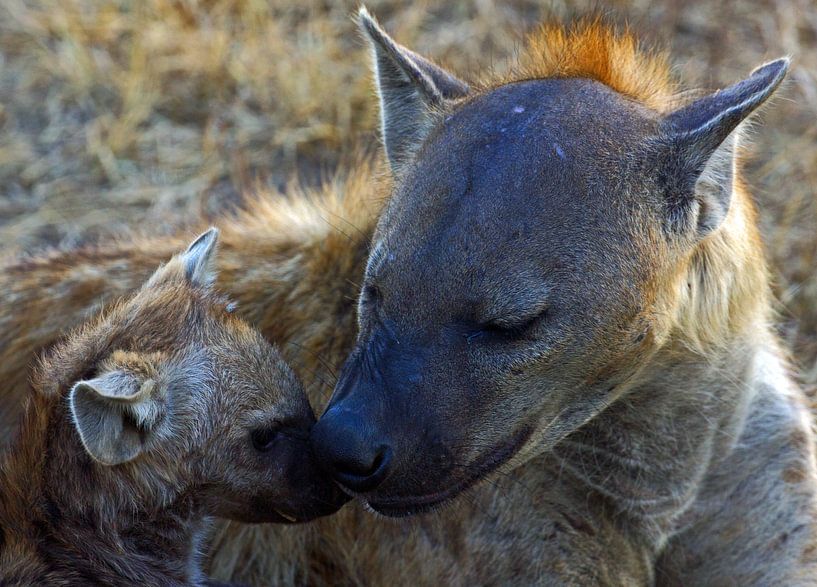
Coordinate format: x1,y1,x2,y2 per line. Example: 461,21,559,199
1,11,816,586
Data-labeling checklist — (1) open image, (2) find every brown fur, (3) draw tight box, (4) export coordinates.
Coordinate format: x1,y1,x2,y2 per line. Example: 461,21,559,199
0,16,812,586
0,234,344,585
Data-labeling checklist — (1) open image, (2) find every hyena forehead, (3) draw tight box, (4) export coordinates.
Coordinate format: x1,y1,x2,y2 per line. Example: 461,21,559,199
383,77,661,233
371,79,663,312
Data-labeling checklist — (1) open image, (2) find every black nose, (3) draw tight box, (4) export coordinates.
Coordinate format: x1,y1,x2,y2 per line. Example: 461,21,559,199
311,407,393,493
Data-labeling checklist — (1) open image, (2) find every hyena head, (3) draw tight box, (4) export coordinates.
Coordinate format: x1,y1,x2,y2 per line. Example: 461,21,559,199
58,229,346,523
311,9,788,515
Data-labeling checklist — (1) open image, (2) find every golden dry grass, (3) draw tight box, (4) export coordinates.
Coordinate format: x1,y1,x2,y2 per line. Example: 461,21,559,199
0,0,815,383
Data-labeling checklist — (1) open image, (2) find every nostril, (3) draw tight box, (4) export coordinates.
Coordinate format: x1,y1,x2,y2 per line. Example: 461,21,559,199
370,450,386,474
332,446,393,493
335,445,386,477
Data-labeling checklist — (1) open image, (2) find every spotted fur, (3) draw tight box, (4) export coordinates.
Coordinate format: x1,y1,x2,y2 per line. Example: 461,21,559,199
0,12,813,587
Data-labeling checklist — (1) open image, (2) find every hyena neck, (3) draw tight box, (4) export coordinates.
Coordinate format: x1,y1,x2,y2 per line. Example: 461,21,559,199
555,186,783,542
556,319,784,539
0,394,206,585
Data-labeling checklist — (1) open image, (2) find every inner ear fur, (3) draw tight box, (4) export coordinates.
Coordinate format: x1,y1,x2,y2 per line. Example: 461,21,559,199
655,58,789,238
69,370,161,466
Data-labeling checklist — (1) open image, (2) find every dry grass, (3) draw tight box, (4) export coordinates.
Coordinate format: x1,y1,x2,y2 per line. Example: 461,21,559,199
0,0,815,383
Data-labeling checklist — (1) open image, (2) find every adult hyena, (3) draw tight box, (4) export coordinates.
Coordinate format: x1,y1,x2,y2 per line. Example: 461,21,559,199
311,9,817,586
0,230,346,585
0,9,814,586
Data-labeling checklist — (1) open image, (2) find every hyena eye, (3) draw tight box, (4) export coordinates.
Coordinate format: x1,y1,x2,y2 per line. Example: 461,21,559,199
250,428,278,452
468,309,548,343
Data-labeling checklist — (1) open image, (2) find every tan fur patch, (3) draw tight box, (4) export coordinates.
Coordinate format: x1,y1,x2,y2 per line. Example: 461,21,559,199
782,465,807,484
790,430,809,451
801,542,817,563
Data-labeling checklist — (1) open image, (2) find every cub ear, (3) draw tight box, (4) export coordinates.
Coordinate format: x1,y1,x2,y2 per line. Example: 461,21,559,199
656,58,789,238
358,6,470,173
180,227,219,287
147,227,220,289
69,371,161,466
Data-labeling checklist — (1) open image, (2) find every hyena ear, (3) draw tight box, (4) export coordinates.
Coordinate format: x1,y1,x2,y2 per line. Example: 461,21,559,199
656,58,788,238
181,227,219,287
148,227,220,289
358,6,470,173
69,371,161,466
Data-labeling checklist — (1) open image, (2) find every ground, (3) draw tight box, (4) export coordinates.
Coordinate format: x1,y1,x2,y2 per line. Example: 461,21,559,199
0,0,814,386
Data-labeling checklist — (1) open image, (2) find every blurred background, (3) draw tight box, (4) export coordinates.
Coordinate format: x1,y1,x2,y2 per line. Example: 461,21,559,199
0,0,814,385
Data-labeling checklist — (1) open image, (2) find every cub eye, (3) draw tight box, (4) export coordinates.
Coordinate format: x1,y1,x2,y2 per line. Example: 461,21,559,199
250,428,278,452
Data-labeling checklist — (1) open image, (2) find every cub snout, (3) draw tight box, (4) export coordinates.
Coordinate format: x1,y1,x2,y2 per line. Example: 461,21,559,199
213,411,350,525
253,421,351,523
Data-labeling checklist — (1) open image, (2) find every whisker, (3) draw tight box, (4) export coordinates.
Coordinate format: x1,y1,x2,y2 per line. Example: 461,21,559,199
318,205,369,241
286,340,340,383
318,215,354,243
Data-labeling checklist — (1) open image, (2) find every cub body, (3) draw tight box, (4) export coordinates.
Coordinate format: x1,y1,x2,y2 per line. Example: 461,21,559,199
0,230,345,585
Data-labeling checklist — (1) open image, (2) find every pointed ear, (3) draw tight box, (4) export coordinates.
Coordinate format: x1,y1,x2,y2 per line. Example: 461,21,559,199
69,371,161,466
358,6,470,173
147,228,220,289
181,227,219,287
657,58,789,237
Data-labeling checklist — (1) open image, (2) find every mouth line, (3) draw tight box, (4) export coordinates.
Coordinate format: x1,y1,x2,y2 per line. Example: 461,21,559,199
366,425,533,517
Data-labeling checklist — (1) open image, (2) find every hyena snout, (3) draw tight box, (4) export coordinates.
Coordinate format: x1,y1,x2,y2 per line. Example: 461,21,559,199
311,403,394,494
312,337,449,500
228,421,350,524
311,344,401,494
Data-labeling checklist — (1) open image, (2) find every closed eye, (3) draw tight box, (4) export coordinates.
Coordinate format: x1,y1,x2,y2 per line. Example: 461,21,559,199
466,309,548,342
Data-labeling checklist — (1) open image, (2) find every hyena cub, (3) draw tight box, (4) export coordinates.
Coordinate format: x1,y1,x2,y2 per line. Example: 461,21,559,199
0,229,346,586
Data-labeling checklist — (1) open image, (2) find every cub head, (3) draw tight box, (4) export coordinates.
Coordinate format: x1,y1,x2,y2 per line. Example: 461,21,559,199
59,229,346,523
311,9,787,515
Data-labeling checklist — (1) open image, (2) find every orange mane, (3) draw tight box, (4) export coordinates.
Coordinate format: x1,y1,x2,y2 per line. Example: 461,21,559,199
493,17,677,113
